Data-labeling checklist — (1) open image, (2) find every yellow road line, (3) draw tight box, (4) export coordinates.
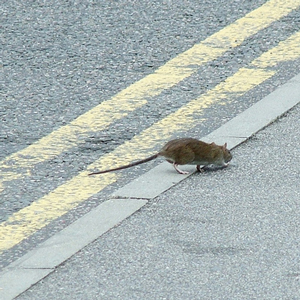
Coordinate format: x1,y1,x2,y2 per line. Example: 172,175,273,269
2,27,300,252
1,0,299,193
1,69,273,252
252,30,300,68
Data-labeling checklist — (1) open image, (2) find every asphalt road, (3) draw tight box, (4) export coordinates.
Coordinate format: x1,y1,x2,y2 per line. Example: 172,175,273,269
15,96,300,299
1,0,300,282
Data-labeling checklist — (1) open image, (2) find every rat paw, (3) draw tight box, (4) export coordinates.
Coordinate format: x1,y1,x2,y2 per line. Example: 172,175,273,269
173,163,189,174
179,170,189,175
196,165,206,173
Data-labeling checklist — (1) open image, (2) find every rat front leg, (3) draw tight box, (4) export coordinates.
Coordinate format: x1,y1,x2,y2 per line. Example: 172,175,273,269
218,162,229,169
173,163,189,175
220,163,229,169
196,165,206,173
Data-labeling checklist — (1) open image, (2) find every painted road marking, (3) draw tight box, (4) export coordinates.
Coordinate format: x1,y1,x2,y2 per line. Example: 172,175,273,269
252,30,300,68
1,0,300,193
1,29,300,252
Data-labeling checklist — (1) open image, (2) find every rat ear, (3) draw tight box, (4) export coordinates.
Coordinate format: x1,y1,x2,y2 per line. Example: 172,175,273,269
210,142,216,146
223,143,227,149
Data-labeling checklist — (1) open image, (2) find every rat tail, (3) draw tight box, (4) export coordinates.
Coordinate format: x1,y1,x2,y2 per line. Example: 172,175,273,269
88,154,159,175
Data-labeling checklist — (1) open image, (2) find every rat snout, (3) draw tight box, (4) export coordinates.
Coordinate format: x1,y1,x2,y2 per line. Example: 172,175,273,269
225,151,233,163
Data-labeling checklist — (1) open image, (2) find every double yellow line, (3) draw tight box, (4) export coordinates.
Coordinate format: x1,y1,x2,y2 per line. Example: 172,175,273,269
1,0,300,252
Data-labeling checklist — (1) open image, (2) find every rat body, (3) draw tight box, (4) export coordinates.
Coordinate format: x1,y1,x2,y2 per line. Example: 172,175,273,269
88,138,232,175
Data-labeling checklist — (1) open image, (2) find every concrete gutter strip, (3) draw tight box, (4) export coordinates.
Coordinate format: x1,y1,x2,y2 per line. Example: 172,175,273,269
0,73,299,300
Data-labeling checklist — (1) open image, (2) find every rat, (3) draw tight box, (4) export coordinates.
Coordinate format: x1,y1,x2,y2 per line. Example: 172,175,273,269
88,138,232,175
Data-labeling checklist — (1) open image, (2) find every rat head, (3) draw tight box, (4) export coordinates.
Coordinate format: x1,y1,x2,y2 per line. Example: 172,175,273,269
222,143,232,163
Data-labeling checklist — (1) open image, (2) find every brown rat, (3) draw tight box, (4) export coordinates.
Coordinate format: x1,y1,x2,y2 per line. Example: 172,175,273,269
88,138,232,175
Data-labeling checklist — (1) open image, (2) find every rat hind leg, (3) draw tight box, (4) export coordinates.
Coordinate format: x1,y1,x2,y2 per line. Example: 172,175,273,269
173,163,189,175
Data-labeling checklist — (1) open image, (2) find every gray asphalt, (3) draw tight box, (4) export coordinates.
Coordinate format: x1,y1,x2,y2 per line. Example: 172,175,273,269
1,1,300,298
2,0,300,272
15,103,300,299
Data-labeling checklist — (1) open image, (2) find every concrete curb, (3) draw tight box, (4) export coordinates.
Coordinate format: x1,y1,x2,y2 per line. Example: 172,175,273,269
0,73,299,300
